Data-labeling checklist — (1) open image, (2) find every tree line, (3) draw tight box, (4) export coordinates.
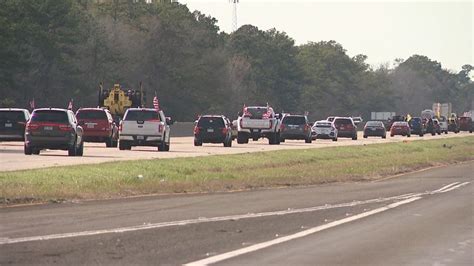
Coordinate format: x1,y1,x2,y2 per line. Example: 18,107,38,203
1,0,472,121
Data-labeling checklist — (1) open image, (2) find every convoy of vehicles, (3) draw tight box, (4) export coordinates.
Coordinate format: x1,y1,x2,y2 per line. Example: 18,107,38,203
311,120,337,141
118,108,172,151
236,105,281,145
76,108,118,147
1,94,473,156
24,108,84,156
280,115,312,143
363,121,386,138
0,108,30,141
194,115,232,147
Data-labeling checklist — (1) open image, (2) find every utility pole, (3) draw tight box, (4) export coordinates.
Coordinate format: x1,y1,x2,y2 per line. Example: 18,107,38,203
231,0,239,32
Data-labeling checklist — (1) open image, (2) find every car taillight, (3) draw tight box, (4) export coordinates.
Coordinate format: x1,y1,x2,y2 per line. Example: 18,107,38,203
194,126,201,135
59,124,72,131
119,122,123,132
222,127,228,135
26,123,39,131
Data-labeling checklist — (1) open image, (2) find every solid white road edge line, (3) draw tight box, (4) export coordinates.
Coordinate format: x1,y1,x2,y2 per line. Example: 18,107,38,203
184,196,423,266
1,182,470,245
0,193,414,245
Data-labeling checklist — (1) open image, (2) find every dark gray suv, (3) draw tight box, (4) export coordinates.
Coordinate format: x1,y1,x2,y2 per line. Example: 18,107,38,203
279,115,312,143
24,108,84,156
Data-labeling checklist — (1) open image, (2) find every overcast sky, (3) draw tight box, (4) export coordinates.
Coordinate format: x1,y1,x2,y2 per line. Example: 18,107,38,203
179,0,473,72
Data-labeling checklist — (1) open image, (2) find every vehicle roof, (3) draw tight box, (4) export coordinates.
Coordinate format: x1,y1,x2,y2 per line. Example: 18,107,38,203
76,107,108,112
333,116,353,120
366,120,383,123
315,120,331,123
33,108,69,112
283,114,306,117
246,106,270,108
126,108,160,111
0,108,29,112
200,115,225,118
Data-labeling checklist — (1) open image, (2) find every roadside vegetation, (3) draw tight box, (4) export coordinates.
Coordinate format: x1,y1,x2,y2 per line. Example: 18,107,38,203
1,137,473,205
1,0,473,120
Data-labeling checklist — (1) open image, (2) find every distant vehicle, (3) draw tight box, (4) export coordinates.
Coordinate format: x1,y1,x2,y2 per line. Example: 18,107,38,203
333,117,357,140
386,115,405,130
312,120,337,141
119,108,172,151
24,108,84,156
363,121,386,138
279,115,312,143
237,105,281,145
326,116,335,122
458,116,473,133
98,83,145,119
448,113,459,133
76,108,118,147
432,119,442,135
437,116,448,134
408,117,425,137
390,121,411,137
194,115,232,147
0,108,30,141
352,116,363,125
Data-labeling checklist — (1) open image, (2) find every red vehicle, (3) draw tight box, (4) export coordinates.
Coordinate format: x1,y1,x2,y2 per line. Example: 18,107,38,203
458,116,473,133
390,121,411,137
76,108,118,147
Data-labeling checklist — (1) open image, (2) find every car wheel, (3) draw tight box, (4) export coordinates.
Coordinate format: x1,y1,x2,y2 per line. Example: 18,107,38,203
419,133,423,137
332,137,337,142
68,142,77,156
407,134,411,137
363,135,367,138
305,137,312,144
444,131,448,134
252,137,259,141
237,132,247,144
76,142,84,156
390,134,394,137
280,138,285,143
24,144,33,155
382,135,386,139
352,134,357,140
32,149,40,155
194,138,202,146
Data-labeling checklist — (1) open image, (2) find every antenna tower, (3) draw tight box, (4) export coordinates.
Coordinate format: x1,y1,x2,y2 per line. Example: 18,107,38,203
231,0,239,32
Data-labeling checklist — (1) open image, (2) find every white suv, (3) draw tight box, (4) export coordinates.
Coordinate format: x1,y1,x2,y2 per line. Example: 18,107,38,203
119,108,172,151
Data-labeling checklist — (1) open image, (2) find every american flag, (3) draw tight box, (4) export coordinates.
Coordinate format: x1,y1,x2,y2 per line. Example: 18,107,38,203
67,99,73,110
153,96,160,110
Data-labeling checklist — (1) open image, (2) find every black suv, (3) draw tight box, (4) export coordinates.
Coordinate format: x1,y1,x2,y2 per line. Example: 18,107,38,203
280,115,312,143
194,115,232,147
0,108,30,141
24,108,84,156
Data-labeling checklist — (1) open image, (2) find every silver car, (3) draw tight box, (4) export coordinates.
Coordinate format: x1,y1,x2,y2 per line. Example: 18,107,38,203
312,120,338,141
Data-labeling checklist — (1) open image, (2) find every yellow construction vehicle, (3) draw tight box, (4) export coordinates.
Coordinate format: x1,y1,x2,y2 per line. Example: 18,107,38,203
98,82,145,118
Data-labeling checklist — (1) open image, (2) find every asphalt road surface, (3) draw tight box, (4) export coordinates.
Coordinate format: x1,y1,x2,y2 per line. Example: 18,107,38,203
1,132,471,171
1,162,472,265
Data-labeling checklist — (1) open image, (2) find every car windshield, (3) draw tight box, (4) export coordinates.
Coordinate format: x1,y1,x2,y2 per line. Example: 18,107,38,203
246,107,269,118
31,110,68,123
125,110,160,121
366,121,382,127
334,119,352,125
198,117,225,128
282,116,306,125
76,110,107,120
0,111,26,122
315,122,331,128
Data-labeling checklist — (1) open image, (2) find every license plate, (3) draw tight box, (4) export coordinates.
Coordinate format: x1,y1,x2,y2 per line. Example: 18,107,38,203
207,128,214,133
137,136,144,140
5,123,12,128
371,128,376,131
87,124,95,129
44,126,53,131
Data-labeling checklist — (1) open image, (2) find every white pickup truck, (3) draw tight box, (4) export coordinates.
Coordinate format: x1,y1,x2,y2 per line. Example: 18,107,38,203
237,105,281,145
119,108,171,151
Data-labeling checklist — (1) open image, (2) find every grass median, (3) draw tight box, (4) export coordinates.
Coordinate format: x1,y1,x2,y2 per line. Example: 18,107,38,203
1,136,473,205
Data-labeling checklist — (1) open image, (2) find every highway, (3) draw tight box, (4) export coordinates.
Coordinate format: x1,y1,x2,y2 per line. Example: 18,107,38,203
1,132,471,171
1,162,472,265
